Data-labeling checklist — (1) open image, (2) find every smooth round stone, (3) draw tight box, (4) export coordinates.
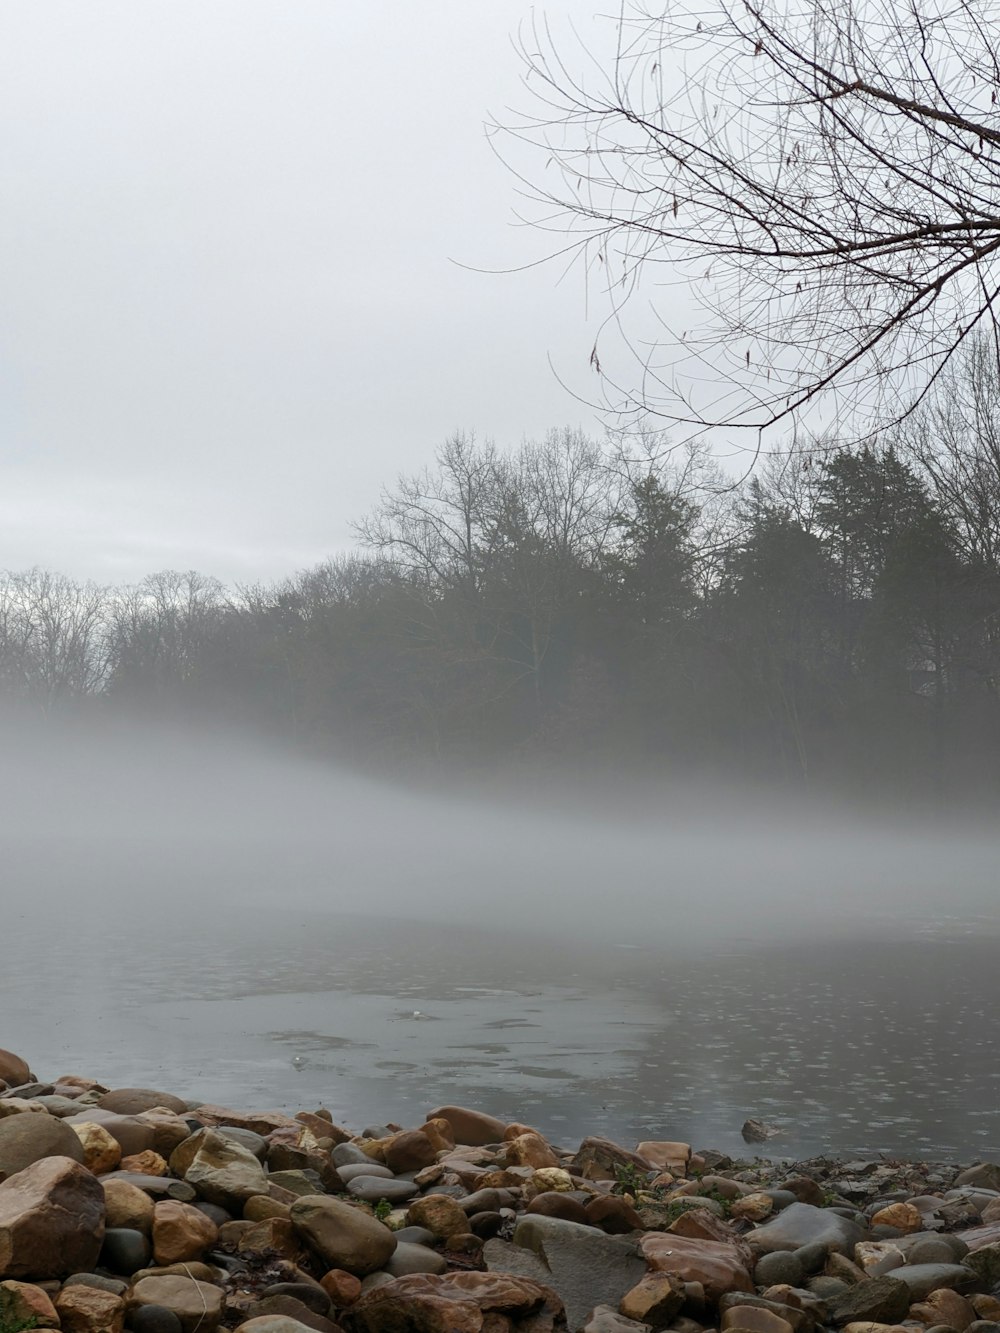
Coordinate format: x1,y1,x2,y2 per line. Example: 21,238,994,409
259,1282,333,1316
361,1125,395,1139
792,1241,829,1275
347,1175,417,1203
808,1276,851,1299
909,1239,962,1265
63,1273,128,1296
214,1126,268,1160
338,1162,394,1183
883,1264,974,1299
129,1306,185,1333
967,1323,1000,1333
755,1250,806,1287
393,1226,437,1246
469,1211,506,1239
384,1241,448,1277
193,1201,231,1227
761,1190,798,1211
332,1142,374,1168
100,1226,151,1276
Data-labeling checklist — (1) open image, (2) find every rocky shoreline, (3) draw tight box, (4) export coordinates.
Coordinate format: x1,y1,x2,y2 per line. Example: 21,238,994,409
2,1048,1000,1333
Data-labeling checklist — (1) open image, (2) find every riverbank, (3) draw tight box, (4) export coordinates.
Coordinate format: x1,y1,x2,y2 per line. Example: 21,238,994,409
2,1047,1000,1333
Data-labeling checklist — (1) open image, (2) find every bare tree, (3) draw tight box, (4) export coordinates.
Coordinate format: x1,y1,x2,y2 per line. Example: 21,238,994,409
0,569,110,710
503,0,1000,445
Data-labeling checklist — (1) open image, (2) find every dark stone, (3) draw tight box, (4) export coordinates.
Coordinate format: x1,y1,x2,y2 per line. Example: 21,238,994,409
97,1087,188,1115
128,1306,185,1333
260,1282,333,1316
100,1226,152,1276
881,1263,976,1299
828,1276,910,1326
793,1242,830,1275
469,1211,506,1239
63,1273,128,1295
192,1201,231,1227
346,1175,417,1204
100,1171,196,1201
754,1250,806,1287
527,1192,589,1224
0,1112,85,1177
585,1195,644,1234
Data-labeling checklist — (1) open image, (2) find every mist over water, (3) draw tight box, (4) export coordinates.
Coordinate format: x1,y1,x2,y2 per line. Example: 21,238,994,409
4,714,999,1160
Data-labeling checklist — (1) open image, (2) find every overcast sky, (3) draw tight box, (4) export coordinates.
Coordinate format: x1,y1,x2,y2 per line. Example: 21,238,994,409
0,2,616,585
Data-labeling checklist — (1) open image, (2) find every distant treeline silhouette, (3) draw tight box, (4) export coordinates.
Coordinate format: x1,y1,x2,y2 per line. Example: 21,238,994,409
5,347,1000,800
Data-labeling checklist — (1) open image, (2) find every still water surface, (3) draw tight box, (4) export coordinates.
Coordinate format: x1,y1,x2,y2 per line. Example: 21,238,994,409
4,908,998,1161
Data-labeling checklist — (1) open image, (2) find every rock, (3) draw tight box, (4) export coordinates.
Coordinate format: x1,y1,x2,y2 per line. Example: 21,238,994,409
100,1226,152,1275
248,1295,340,1330
528,1192,590,1224
384,1130,438,1174
215,1126,269,1160
234,1320,319,1333
102,1169,197,1200
0,1111,86,1178
337,1163,394,1184
619,1271,685,1326
406,1192,470,1239
911,1288,978,1331
152,1199,219,1264
129,1308,185,1333
955,1166,1000,1193
290,1195,396,1275
138,1110,194,1157
586,1195,644,1235
344,1270,563,1333
747,1203,865,1257
635,1142,690,1175
0,1054,31,1087
826,1276,909,1325
55,1283,127,1333
332,1144,374,1169
103,1177,156,1232
97,1088,189,1116
66,1111,157,1157
754,1252,806,1288
169,1127,268,1209
195,1105,299,1135
571,1138,651,1183
63,1272,128,1295
384,1241,448,1276
732,1194,775,1222
0,1280,60,1328
721,1306,795,1333
966,1242,1000,1287
667,1208,734,1244
424,1105,506,1147
582,1307,653,1333
239,1218,310,1262
781,1178,825,1207
320,1269,362,1307
641,1233,754,1301
880,1263,975,1299
261,1283,333,1318
0,1154,105,1279
121,1149,170,1175
505,1133,561,1170
346,1175,416,1204
70,1120,122,1174
129,1275,224,1333
959,1223,1000,1252
742,1119,782,1143
487,1213,647,1331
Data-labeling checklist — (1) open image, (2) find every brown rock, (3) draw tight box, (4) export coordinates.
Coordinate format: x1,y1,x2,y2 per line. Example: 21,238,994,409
97,1088,189,1116
128,1274,223,1333
668,1208,737,1243
121,1150,169,1176
66,1111,157,1158
170,1127,268,1209
504,1133,561,1170
730,1194,774,1222
152,1198,219,1264
910,1287,976,1331
344,1270,562,1333
620,1271,685,1325
0,1053,31,1088
0,1112,86,1179
290,1195,396,1275
421,1119,455,1153
406,1193,470,1239
424,1105,506,1147
0,1279,60,1328
137,1109,194,1157
296,1111,351,1146
103,1177,155,1233
384,1130,438,1175
321,1268,362,1307
636,1142,691,1176
55,1283,126,1333
642,1233,754,1302
527,1192,589,1224
70,1121,122,1174
239,1218,309,1262
722,1306,795,1333
585,1195,644,1234
780,1177,824,1207
194,1105,300,1135
54,1075,107,1094
571,1137,652,1183
247,1294,340,1330
246,1195,293,1222
871,1203,923,1234
0,1155,105,1279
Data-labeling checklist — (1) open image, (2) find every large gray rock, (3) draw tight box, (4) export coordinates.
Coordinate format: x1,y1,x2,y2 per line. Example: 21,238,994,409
289,1195,396,1275
169,1128,267,1210
0,1154,105,1279
828,1275,910,1326
747,1202,865,1256
881,1262,976,1299
485,1213,647,1332
383,1241,448,1276
98,1088,189,1116
0,1111,86,1178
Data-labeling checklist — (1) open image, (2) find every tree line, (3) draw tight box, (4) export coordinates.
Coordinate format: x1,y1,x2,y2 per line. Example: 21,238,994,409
5,347,1000,801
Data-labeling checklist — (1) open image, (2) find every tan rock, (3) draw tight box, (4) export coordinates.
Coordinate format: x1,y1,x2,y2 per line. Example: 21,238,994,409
194,1105,299,1135
346,1270,562,1332
669,1208,738,1242
619,1271,685,1325
152,1199,219,1264
294,1110,351,1146
129,1274,223,1333
413,1163,445,1189
636,1141,691,1175
504,1132,561,1170
97,1088,188,1116
421,1118,455,1153
238,1217,309,1262
730,1193,774,1222
910,1286,976,1331
320,1267,362,1306
972,1294,1000,1321
0,1280,60,1328
54,1075,107,1095
170,1127,268,1209
0,1052,31,1087
55,1283,126,1333
642,1232,754,1302
424,1105,506,1147
103,1177,155,1233
384,1129,438,1174
406,1192,470,1239
120,1150,169,1176
842,1323,909,1333
871,1203,923,1234
524,1167,576,1197
0,1155,105,1279
245,1195,292,1221
136,1109,194,1157
70,1121,122,1174
289,1195,396,1275
571,1136,652,1182
132,1261,223,1283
